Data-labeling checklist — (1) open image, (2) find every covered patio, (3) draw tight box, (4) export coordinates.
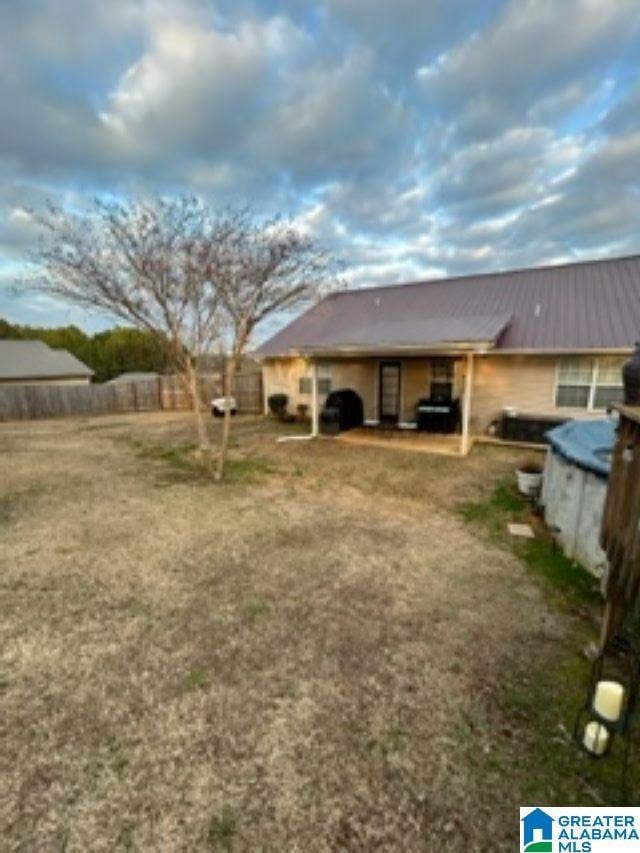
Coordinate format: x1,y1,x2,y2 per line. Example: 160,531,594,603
297,313,511,456
335,425,467,456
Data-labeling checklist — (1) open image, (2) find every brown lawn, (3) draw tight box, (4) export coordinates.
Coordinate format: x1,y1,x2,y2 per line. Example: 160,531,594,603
0,413,608,851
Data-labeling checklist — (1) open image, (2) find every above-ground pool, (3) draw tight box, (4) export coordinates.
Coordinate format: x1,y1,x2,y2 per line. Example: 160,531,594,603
542,418,617,577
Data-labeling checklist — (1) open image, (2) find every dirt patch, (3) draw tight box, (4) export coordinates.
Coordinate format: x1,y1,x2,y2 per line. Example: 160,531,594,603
0,413,613,850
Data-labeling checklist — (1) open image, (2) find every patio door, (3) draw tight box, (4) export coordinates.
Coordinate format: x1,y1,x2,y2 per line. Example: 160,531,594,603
379,361,401,423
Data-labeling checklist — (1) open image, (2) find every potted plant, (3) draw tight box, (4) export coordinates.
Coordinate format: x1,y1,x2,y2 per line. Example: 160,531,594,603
516,457,544,496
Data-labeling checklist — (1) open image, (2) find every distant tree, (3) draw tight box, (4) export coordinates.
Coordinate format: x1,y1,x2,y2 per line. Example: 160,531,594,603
0,318,20,338
90,327,169,382
0,318,168,383
28,196,222,470
205,209,337,481
0,318,93,366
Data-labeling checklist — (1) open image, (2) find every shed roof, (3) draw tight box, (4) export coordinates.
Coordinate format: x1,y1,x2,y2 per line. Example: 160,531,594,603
0,340,94,380
257,255,640,356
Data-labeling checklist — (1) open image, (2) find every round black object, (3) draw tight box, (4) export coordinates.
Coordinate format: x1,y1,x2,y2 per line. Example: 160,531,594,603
322,389,364,431
320,406,341,435
623,342,640,405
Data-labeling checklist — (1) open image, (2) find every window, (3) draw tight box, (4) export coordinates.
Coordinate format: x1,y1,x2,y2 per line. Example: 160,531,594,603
555,357,624,410
430,359,454,400
555,358,593,408
594,357,624,409
298,365,332,396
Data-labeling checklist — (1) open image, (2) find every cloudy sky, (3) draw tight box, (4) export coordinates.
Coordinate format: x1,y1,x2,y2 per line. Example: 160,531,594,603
1,0,640,335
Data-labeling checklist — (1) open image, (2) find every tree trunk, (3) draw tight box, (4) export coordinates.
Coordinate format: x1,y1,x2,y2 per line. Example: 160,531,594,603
185,362,213,475
215,353,237,482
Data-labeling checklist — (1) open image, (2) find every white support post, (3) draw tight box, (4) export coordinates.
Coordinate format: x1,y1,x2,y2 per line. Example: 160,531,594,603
262,362,269,415
461,352,474,455
311,359,319,438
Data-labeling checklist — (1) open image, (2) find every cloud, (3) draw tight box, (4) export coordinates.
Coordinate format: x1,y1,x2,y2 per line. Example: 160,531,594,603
321,0,506,78
250,48,409,184
418,0,640,142
511,129,640,252
431,126,588,218
1,0,640,331
101,15,308,163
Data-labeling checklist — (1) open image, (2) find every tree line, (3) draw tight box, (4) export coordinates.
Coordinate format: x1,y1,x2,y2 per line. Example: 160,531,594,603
0,319,169,383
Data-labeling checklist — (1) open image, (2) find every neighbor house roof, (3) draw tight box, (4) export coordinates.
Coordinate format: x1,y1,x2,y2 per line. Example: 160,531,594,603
106,371,161,384
257,255,640,356
0,340,94,380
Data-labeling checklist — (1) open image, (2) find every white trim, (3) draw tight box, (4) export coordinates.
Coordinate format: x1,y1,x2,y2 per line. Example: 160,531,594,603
364,418,380,426
372,363,378,421
263,366,269,415
588,359,599,411
264,347,633,360
461,352,474,455
311,360,319,438
398,421,418,430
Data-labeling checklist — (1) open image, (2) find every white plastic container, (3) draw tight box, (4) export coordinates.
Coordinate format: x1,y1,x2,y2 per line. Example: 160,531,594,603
516,467,543,496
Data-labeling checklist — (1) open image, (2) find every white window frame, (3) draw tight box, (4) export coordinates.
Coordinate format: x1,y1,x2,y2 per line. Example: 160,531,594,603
299,363,332,396
554,357,624,412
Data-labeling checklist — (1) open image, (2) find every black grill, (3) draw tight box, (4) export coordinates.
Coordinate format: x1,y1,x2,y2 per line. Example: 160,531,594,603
416,396,461,433
320,388,364,433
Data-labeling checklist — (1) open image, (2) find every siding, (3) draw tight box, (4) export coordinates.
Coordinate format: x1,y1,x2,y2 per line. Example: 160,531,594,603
470,355,557,431
331,360,377,420
469,354,609,432
262,356,309,413
401,361,429,422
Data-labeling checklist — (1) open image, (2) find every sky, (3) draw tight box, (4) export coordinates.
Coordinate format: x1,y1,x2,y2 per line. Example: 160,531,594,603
1,0,640,340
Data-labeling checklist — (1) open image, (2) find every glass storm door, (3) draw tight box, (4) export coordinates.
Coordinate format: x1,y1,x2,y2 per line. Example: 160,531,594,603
379,361,401,423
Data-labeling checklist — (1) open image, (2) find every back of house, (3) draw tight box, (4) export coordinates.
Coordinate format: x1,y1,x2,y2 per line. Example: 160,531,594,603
256,255,640,443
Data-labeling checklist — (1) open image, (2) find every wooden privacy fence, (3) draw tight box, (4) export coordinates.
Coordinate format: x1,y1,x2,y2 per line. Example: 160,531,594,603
600,403,640,641
0,373,263,422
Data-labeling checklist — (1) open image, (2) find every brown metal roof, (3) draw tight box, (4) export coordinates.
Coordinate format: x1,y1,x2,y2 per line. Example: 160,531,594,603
257,255,640,356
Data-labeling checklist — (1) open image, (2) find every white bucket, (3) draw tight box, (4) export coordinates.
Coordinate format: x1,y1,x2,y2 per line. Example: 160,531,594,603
516,468,543,496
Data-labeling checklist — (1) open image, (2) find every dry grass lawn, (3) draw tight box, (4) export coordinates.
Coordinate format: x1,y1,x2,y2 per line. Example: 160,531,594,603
0,413,612,851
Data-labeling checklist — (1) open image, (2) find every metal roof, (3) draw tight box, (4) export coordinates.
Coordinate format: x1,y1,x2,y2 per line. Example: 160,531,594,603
0,340,94,380
292,314,511,353
257,255,640,356
106,371,161,384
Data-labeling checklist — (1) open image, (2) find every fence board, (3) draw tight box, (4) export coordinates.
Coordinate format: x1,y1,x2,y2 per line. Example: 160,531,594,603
0,372,262,422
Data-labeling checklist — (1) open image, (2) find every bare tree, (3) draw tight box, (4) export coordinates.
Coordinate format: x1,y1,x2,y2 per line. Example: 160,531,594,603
28,196,222,470
206,209,338,481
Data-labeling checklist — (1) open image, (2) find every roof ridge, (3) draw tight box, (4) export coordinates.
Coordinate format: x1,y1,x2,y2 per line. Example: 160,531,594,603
330,253,640,297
